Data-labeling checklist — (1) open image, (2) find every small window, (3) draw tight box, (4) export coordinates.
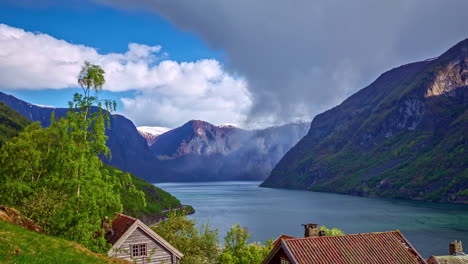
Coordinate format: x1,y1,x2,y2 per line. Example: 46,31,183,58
131,243,147,257
280,259,290,264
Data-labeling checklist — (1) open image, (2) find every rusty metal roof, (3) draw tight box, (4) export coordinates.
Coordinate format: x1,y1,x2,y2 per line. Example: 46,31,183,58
106,213,137,245
281,231,427,264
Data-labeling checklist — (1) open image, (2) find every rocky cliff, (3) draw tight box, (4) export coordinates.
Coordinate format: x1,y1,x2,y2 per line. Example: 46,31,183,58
262,39,468,203
149,120,310,182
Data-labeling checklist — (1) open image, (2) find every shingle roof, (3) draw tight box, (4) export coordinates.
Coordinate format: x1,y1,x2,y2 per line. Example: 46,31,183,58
106,213,137,245
273,235,296,247
281,231,426,264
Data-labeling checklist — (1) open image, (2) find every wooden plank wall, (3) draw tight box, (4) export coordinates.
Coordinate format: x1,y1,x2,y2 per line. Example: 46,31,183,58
109,227,178,264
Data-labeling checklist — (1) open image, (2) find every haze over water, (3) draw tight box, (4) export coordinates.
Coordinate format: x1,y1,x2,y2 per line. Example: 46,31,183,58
156,181,468,258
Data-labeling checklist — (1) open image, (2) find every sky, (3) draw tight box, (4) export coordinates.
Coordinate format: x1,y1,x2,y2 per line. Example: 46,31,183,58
1,0,468,129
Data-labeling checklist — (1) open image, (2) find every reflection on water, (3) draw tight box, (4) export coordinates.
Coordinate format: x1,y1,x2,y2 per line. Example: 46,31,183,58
155,181,468,258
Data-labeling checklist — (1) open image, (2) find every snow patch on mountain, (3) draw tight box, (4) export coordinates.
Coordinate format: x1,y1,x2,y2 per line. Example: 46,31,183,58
137,126,171,146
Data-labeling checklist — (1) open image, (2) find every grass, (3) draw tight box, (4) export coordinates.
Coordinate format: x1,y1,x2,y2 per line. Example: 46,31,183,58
0,220,129,264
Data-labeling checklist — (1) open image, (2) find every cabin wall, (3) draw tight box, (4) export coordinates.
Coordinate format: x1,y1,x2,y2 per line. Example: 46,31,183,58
266,247,292,264
109,227,179,264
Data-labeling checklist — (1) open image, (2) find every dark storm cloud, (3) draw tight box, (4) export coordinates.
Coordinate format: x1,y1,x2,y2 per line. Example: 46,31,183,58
96,0,468,125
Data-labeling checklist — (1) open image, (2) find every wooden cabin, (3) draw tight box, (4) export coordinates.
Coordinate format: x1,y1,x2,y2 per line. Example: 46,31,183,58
262,225,427,264
106,213,183,264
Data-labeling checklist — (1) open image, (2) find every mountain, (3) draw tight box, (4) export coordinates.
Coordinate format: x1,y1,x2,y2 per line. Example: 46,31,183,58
261,39,468,203
137,126,171,146
0,91,161,181
0,101,30,147
149,120,310,182
0,92,310,183
151,120,249,158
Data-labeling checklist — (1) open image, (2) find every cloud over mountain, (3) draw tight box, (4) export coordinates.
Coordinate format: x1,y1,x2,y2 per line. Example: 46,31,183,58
96,0,468,124
0,23,251,127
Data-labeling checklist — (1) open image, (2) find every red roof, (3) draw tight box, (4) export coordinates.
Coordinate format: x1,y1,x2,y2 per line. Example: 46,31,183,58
277,231,427,264
273,235,296,247
106,213,137,245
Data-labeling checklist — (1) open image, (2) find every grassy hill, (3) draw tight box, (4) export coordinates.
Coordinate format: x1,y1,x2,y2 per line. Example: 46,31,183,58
0,220,129,264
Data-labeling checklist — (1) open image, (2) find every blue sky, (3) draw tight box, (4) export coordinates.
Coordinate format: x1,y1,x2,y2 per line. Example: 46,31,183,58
0,1,223,113
0,1,221,60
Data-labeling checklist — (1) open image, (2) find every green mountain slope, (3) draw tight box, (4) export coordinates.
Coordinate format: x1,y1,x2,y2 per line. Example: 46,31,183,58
0,102,30,147
262,39,468,203
0,220,128,264
0,103,183,223
103,165,183,224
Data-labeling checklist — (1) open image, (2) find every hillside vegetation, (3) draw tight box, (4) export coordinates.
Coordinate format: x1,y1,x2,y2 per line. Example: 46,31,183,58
0,102,30,147
263,39,468,203
0,61,184,252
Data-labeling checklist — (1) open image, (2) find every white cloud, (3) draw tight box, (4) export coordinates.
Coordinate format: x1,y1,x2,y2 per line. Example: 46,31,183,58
0,24,252,127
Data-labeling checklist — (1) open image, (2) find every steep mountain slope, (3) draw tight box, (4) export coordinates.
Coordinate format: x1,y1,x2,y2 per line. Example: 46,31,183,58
0,101,30,147
0,91,161,181
262,39,468,203
149,120,309,181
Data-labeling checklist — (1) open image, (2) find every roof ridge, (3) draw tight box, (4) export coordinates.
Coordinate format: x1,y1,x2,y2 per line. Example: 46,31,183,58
114,212,137,221
285,230,400,241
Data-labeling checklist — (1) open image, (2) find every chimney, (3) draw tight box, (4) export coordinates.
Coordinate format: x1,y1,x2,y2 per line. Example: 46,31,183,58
449,240,464,256
302,223,319,237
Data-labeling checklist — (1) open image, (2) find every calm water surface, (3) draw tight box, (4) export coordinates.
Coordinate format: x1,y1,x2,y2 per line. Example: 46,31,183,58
155,181,468,258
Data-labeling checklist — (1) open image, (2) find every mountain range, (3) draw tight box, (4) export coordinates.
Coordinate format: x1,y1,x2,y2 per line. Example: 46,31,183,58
0,91,309,182
262,39,468,203
2,39,466,203
144,120,309,181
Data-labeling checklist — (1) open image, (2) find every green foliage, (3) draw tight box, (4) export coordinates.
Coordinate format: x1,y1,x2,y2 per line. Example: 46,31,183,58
152,215,274,264
103,165,182,219
0,102,30,147
318,225,345,236
218,224,272,264
77,61,106,95
0,112,123,251
0,62,122,251
151,212,219,264
0,221,126,264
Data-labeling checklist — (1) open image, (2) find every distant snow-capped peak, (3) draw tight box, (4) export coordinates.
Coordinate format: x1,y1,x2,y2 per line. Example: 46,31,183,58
137,126,171,137
137,126,172,146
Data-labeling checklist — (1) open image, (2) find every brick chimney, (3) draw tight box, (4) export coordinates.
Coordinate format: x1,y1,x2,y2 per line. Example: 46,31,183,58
449,240,464,255
302,223,319,237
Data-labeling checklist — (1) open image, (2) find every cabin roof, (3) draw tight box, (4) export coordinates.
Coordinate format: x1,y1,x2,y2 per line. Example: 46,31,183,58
272,234,295,247
263,231,427,264
106,213,137,245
